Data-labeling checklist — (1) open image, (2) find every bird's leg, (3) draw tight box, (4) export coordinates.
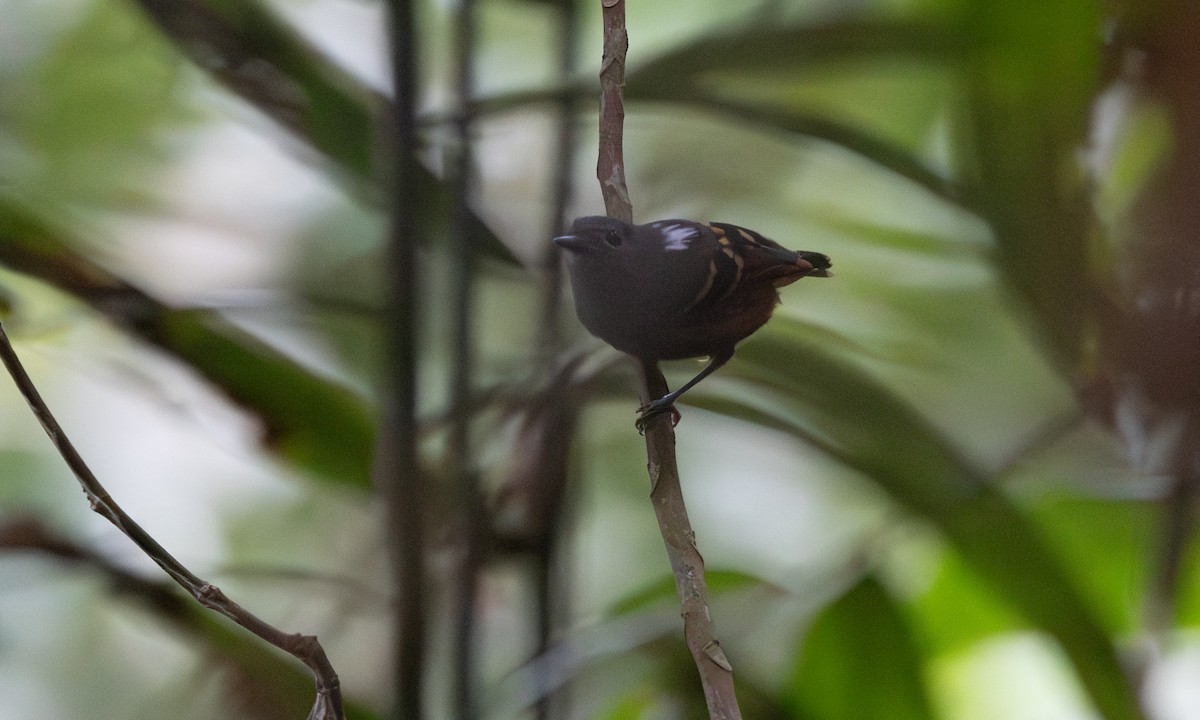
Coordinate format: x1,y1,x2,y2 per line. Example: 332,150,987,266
636,347,735,429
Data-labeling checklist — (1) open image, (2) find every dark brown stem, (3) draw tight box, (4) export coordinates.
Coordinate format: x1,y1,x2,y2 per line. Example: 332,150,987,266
532,1,581,703
382,0,427,717
534,3,582,716
1145,417,1200,635
0,324,344,720
537,0,581,357
595,2,741,716
448,0,483,717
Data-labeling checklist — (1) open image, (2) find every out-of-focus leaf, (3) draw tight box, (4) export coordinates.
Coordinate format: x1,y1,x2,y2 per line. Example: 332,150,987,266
627,21,962,87
786,577,935,720
158,311,375,485
643,96,974,210
624,19,975,209
1172,530,1200,629
132,0,518,265
913,546,1026,655
690,319,1142,720
472,19,975,209
3,1,191,210
1030,498,1153,635
598,690,657,720
0,200,375,489
963,0,1101,367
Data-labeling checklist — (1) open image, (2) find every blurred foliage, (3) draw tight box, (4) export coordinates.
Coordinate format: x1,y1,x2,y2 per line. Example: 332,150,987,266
1,0,1198,719
786,577,934,720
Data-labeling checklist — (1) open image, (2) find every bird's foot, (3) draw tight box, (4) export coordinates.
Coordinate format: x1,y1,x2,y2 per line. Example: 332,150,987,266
635,397,681,434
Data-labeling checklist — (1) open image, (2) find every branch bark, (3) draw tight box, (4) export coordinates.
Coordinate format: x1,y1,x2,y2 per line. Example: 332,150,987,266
597,0,632,224
595,3,742,717
638,361,743,720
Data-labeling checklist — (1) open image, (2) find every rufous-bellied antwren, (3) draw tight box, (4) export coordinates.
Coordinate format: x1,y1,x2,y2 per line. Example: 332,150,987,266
555,216,831,427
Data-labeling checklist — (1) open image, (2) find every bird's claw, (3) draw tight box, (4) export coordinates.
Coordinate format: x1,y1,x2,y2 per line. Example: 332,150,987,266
635,399,681,433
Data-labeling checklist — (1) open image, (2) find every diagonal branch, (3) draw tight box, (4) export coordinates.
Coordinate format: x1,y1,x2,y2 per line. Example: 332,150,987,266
0,516,349,719
0,323,345,720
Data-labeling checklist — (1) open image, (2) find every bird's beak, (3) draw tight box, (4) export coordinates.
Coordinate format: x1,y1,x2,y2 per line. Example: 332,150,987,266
554,234,588,253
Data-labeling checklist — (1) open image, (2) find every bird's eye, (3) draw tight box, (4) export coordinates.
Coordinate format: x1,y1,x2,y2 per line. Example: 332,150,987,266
604,230,623,247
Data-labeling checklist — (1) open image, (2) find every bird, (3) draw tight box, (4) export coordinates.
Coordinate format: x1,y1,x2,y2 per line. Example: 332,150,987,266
554,216,831,426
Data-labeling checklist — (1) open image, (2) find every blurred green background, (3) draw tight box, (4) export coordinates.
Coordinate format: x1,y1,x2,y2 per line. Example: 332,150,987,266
1,0,1198,719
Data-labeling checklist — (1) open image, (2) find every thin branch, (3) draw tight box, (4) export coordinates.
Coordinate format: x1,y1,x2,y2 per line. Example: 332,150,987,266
597,0,632,224
447,0,484,717
537,0,582,356
1144,416,1200,636
381,0,427,718
0,517,337,719
637,361,743,720
533,1,582,716
0,324,344,720
594,3,742,718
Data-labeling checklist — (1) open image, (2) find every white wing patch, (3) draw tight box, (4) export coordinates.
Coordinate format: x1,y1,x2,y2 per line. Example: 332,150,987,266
654,222,698,251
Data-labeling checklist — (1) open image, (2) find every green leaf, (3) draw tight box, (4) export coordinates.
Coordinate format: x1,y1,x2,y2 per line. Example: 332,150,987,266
598,690,658,720
913,547,1027,655
5,1,191,210
622,19,975,208
627,21,963,87
132,0,518,265
0,199,376,489
158,310,376,487
693,319,1143,720
787,577,935,720
1030,498,1154,635
963,0,1102,366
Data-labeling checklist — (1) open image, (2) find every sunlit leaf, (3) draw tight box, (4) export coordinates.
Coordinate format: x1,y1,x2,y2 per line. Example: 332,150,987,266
786,577,935,720
1030,498,1155,635
913,547,1027,655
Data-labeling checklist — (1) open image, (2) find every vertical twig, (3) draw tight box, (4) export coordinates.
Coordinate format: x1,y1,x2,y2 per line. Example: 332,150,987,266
537,0,581,354
0,324,345,720
382,0,426,718
594,3,743,718
447,0,482,717
1145,418,1200,635
597,0,632,224
534,1,582,718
